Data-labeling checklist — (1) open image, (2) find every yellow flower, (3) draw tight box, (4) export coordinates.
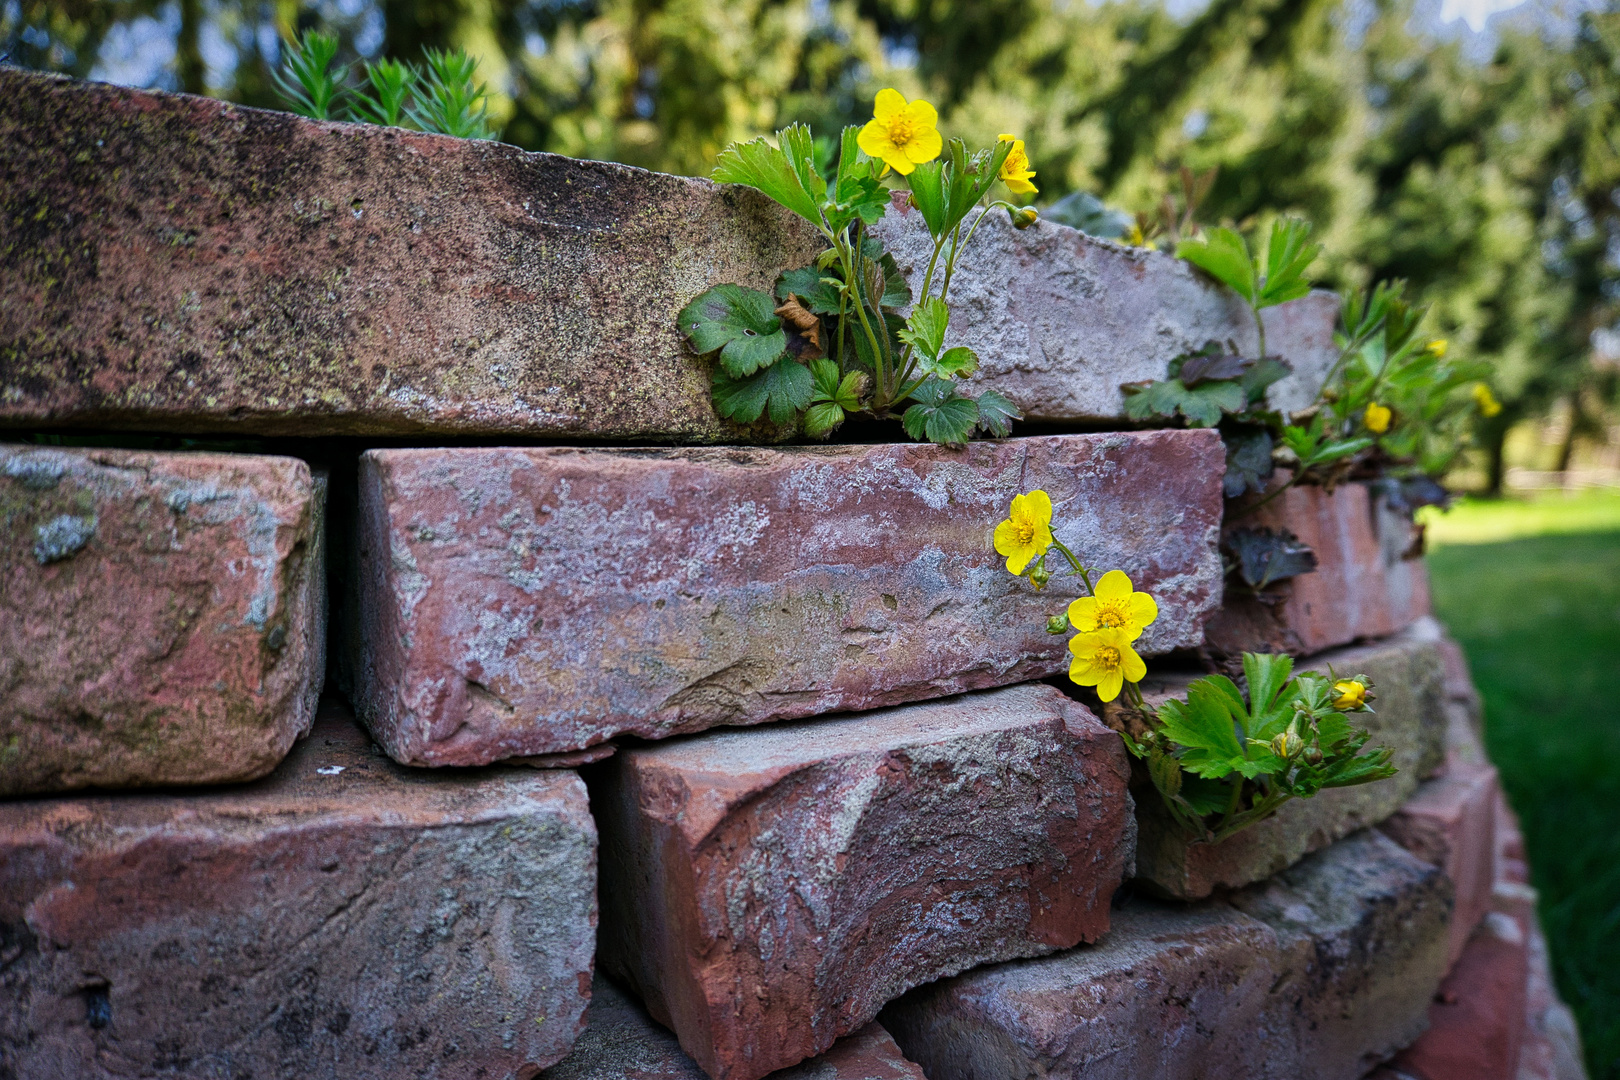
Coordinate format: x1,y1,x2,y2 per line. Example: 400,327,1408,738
1331,679,1369,710
857,89,943,177
1069,627,1148,703
1426,339,1448,358
1067,569,1158,643
1363,402,1392,434
997,134,1038,195
1473,382,1502,418
993,489,1053,575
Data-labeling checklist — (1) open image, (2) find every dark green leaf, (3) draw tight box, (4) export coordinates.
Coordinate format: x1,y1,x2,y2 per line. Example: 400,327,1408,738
899,297,949,359
711,357,813,425
713,129,824,225
972,389,1021,437
1242,652,1295,717
1240,357,1294,403
1224,527,1318,589
803,401,846,438
678,284,787,377
776,266,844,315
900,378,980,445
1178,352,1250,386
1221,425,1274,498
1122,379,1245,427
1042,191,1134,238
878,252,910,309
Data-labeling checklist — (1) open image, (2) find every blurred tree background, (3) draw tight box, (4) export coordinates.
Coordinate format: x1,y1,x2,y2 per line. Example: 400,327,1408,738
4,0,1619,485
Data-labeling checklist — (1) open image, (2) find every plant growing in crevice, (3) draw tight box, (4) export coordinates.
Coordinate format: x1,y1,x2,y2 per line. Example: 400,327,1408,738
1122,653,1396,842
676,91,1034,445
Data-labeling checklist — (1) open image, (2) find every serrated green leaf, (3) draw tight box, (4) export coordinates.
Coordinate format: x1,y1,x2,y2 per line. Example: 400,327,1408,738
1156,688,1245,761
899,297,949,359
906,159,948,237
878,252,910,309
1256,218,1320,309
1177,227,1257,303
829,126,889,230
900,378,979,445
1243,652,1295,717
803,401,846,438
678,284,788,377
1179,774,1232,816
777,267,844,315
713,129,824,226
1123,379,1246,427
973,389,1020,437
711,357,813,425
1240,356,1294,403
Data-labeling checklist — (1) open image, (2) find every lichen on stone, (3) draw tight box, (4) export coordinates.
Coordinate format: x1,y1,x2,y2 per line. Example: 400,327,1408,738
33,513,97,564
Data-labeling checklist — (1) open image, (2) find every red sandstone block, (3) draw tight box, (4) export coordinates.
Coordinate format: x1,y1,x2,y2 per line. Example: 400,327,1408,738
593,683,1132,1080
0,703,598,1079
541,976,925,1080
1381,760,1500,967
1391,912,1530,1080
882,829,1451,1080
1204,481,1431,657
355,431,1224,765
1,444,325,795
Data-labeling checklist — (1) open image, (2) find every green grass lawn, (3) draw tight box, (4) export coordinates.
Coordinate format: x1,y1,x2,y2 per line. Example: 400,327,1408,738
1424,490,1620,1080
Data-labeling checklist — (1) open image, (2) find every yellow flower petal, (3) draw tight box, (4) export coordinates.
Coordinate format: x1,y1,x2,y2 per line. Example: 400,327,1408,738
1015,489,1053,526
1067,595,1099,630
1364,402,1392,434
1128,591,1158,628
873,88,907,120
903,97,938,130
905,126,943,164
1122,643,1147,683
1096,668,1124,702
1094,569,1132,600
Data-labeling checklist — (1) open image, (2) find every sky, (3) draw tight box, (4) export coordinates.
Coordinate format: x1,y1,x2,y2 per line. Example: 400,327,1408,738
1438,0,1529,28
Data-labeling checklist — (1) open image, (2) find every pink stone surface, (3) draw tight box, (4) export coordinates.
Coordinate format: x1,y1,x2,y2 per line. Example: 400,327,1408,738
1381,760,1500,967
883,829,1451,1080
1204,481,1431,657
1,444,325,795
1391,912,1531,1080
1127,623,1447,899
0,68,818,441
594,683,1133,1080
355,432,1224,765
0,702,598,1080
541,976,926,1080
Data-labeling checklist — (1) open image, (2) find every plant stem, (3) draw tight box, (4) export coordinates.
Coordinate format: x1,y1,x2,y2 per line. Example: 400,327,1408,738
1049,540,1095,595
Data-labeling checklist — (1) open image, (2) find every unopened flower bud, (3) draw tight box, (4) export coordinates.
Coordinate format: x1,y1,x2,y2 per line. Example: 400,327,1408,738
1045,613,1070,635
1305,744,1324,765
1270,730,1305,760
1029,562,1051,590
1331,678,1372,711
1010,206,1039,230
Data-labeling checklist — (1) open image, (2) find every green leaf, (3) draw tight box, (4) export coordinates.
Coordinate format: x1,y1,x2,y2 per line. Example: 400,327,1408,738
1256,218,1321,309
803,401,846,438
350,57,415,127
929,346,979,378
1179,774,1232,816
777,267,844,315
1122,379,1246,427
1224,527,1318,590
713,127,824,226
1155,683,1246,761
878,252,911,309
274,30,347,121
972,389,1021,437
1243,652,1295,718
906,160,948,237
900,378,980,445
829,126,889,229
1221,425,1274,498
711,357,813,425
677,284,787,378
1177,227,1256,304
1240,356,1294,403
408,48,495,139
899,298,949,358
809,358,863,411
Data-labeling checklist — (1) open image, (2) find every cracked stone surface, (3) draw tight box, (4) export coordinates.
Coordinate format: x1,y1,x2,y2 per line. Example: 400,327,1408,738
541,975,926,1079
5,69,1336,441
0,444,325,796
354,431,1224,765
592,683,1133,1080
1204,481,1432,658
882,829,1451,1080
0,701,598,1080
871,208,1341,420
1122,621,1448,899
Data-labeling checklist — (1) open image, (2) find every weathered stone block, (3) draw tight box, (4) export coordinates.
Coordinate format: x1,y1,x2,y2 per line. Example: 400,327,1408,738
0,702,598,1080
4,70,1339,441
1204,481,1431,658
1381,760,1500,967
355,432,1223,765
1388,912,1530,1080
0,68,816,441
873,208,1341,419
593,683,1133,1080
882,829,1450,1080
541,976,926,1080
1127,623,1447,898
1,443,325,796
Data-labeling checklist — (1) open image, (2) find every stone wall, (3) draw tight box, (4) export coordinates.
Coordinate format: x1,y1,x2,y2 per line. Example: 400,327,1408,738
0,68,1585,1080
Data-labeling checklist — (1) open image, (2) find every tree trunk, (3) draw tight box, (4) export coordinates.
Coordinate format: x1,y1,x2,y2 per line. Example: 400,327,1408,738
1484,416,1510,497
176,0,206,95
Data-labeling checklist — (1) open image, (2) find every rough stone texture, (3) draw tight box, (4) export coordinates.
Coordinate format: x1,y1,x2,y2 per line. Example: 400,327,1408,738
593,683,1133,1080
0,68,817,440
1517,918,1589,1080
1204,481,1431,658
1125,622,1447,899
1388,912,1530,1080
0,701,598,1080
355,431,1223,765
1381,760,1500,967
1,443,325,795
881,829,1451,1080
872,208,1340,418
541,976,926,1080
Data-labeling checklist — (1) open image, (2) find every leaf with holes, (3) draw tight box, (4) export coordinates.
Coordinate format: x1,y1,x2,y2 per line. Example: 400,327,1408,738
678,284,787,378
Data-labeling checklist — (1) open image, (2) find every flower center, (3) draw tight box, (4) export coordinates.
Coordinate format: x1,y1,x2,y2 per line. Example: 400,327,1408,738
1013,520,1036,545
1094,599,1129,629
886,115,918,145
1095,646,1122,671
